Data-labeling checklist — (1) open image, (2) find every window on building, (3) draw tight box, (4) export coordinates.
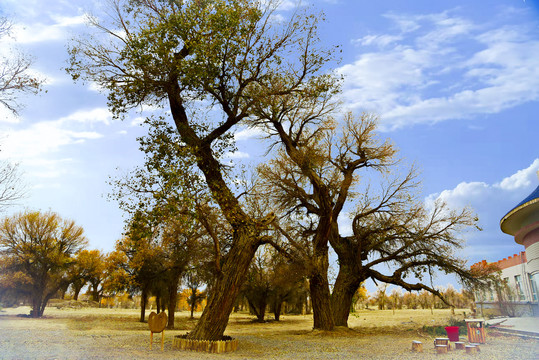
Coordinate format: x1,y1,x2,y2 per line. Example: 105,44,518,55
515,275,525,301
529,274,538,302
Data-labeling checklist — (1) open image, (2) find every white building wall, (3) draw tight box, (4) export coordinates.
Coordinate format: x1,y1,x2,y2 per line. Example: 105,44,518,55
500,263,533,301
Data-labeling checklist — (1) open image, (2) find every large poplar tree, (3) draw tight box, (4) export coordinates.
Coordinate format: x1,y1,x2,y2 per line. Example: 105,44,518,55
257,111,485,329
68,0,337,340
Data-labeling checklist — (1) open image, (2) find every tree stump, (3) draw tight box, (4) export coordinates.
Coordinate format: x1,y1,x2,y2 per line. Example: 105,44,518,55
434,338,450,350
454,342,465,350
436,345,448,354
469,343,481,352
412,340,423,352
465,345,477,354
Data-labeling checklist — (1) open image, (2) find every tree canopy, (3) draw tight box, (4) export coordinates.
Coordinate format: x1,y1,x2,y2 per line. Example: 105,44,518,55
0,210,87,317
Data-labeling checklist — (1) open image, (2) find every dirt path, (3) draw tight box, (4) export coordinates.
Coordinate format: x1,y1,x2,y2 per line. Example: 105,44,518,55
0,306,537,359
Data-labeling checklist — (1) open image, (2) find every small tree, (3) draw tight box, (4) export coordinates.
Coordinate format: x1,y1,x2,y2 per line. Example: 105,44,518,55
78,249,107,303
242,251,272,322
350,284,368,312
0,210,87,317
184,269,206,319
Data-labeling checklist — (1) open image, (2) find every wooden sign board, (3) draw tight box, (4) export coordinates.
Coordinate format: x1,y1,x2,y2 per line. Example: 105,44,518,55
148,311,167,333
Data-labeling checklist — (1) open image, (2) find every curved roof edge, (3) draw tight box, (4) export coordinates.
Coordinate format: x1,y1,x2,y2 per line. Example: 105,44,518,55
500,184,539,235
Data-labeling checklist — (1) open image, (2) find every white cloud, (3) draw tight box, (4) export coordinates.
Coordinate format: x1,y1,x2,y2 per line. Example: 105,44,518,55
339,10,539,130
58,107,112,125
495,158,539,191
352,34,402,48
425,158,539,212
9,15,85,44
0,107,110,179
424,158,539,263
427,181,490,210
129,116,145,127
0,106,21,125
234,127,265,141
224,151,250,159
0,121,102,162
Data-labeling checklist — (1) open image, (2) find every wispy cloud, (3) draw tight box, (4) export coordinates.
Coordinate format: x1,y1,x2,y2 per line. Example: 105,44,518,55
339,9,539,130
58,107,112,125
9,15,85,44
224,151,250,159
234,127,265,141
0,107,110,179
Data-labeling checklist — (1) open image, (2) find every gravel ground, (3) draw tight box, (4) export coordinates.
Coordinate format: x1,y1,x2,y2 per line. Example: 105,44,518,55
0,306,537,360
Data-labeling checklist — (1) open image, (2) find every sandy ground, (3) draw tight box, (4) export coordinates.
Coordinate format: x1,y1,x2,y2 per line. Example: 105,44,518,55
0,306,537,359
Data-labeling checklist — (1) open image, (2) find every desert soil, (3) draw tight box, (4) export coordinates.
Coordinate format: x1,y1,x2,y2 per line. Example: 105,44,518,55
0,305,537,359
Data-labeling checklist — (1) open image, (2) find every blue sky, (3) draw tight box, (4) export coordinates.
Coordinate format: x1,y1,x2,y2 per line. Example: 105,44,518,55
1,0,538,289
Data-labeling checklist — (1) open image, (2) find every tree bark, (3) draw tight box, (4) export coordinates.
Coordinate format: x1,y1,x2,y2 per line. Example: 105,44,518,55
331,266,362,327
273,299,282,321
187,228,258,340
309,218,335,331
91,284,100,303
310,271,334,331
167,271,181,329
140,288,148,322
73,284,83,300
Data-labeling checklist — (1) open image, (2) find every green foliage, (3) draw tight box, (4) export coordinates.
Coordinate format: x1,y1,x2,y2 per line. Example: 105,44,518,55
422,324,465,337
448,317,467,327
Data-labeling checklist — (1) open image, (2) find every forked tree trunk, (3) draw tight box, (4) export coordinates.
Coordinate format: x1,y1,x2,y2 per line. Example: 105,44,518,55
187,228,259,340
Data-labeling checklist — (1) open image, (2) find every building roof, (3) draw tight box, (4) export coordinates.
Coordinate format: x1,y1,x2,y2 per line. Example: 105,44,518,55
500,183,539,236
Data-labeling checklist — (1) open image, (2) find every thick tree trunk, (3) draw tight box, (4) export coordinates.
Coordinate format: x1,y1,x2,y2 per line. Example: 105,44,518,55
187,229,258,340
309,219,335,331
73,285,82,300
273,299,282,321
189,286,198,318
31,298,41,318
140,288,148,322
331,267,362,327
167,272,181,329
247,297,266,322
310,271,334,331
91,285,99,303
